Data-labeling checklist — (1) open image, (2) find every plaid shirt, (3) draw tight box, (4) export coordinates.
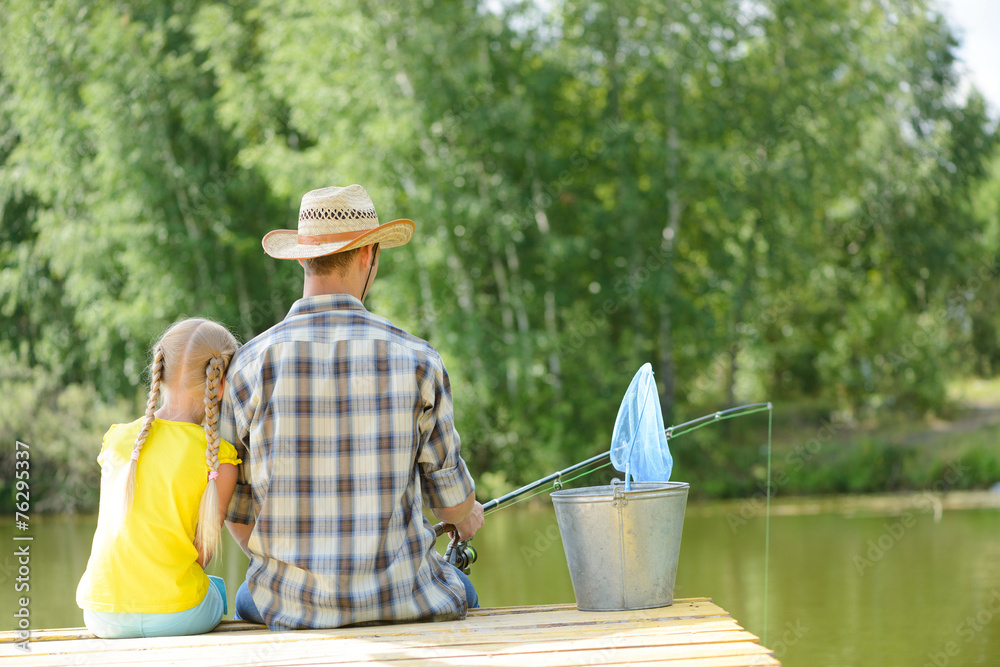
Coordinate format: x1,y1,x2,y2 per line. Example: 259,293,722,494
221,293,475,630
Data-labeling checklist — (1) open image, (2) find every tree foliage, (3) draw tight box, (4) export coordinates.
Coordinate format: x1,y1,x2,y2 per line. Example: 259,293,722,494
1,0,997,504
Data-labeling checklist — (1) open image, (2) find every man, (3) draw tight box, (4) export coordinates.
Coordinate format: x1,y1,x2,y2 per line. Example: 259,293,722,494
221,184,484,630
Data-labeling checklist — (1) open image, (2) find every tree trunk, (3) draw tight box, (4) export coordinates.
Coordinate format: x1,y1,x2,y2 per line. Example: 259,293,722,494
658,127,682,424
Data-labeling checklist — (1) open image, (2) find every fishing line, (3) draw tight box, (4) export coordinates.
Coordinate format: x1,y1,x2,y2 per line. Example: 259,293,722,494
763,402,773,648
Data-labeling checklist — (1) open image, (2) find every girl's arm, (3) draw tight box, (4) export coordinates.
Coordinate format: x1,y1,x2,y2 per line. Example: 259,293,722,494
197,463,239,568
217,462,255,558
215,462,238,522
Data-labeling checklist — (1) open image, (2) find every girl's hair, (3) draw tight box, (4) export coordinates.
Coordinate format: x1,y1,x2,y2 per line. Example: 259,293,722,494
122,318,239,563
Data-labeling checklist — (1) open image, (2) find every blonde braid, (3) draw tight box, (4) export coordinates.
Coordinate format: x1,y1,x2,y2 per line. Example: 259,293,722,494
122,344,164,517
194,355,225,564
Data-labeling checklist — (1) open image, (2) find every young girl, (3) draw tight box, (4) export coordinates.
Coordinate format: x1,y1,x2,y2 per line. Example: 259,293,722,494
76,318,241,638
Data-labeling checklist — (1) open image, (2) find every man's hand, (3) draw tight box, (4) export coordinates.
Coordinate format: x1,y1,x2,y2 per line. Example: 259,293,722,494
432,492,485,541
452,501,484,541
226,519,255,558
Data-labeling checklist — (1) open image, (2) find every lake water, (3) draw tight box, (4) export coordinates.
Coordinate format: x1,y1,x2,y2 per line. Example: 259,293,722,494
2,495,1000,666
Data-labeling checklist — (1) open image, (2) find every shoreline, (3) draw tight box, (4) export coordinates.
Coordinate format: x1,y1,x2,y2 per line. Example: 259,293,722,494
685,487,1000,518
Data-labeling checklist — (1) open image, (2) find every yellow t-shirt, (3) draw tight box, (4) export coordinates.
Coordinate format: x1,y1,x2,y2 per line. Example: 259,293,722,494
76,417,241,613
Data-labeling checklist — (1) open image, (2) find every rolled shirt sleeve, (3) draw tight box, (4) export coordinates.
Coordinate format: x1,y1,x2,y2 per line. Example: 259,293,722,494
417,360,475,509
221,359,256,525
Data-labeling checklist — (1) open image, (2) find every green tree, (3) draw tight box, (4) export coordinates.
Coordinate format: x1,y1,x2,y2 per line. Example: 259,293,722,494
1,0,997,505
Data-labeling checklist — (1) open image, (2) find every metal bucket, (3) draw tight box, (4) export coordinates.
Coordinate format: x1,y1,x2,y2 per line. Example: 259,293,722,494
551,481,689,611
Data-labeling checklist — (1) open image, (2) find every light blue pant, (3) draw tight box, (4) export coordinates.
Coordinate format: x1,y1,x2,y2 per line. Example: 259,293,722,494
84,575,227,639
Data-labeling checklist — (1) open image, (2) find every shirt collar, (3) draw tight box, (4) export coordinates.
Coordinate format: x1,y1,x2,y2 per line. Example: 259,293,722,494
286,293,368,319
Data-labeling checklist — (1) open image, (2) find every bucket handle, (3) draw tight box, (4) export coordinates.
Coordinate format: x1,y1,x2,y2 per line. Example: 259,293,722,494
612,483,628,508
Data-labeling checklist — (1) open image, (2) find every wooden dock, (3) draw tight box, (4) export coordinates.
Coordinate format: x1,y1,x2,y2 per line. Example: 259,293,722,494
0,598,778,666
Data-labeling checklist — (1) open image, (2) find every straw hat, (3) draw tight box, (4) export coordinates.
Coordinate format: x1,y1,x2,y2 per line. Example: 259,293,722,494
262,185,414,260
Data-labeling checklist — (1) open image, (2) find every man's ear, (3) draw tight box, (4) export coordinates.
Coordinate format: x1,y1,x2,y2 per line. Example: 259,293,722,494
358,244,375,267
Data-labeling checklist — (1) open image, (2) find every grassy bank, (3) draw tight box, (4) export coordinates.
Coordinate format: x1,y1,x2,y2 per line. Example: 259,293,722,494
4,368,1000,513
680,379,1000,500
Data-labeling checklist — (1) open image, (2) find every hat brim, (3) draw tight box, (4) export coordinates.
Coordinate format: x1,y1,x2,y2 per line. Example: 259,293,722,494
262,219,415,260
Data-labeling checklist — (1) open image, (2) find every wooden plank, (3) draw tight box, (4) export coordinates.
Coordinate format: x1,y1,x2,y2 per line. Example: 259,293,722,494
0,598,778,667
220,639,772,666
0,620,264,644
372,644,778,667
463,598,714,617
381,630,769,661
0,616,748,664
0,622,759,658
1,649,778,667
0,637,775,667
0,619,753,655
0,599,726,645
0,624,771,666
567,655,780,667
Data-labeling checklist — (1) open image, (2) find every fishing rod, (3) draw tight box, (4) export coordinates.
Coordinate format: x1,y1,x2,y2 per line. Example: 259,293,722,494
663,402,770,439
434,402,771,573
433,450,612,572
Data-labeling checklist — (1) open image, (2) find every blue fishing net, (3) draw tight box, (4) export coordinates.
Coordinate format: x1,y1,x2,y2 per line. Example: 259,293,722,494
610,363,672,487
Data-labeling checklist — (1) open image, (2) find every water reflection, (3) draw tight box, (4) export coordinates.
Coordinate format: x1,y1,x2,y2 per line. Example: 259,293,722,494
3,497,1000,667
679,505,1000,666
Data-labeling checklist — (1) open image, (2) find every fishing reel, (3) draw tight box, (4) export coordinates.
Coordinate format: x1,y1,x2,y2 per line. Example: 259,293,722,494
434,522,479,574
444,536,478,575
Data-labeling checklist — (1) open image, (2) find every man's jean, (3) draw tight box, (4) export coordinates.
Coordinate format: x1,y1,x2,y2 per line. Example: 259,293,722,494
234,565,479,625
